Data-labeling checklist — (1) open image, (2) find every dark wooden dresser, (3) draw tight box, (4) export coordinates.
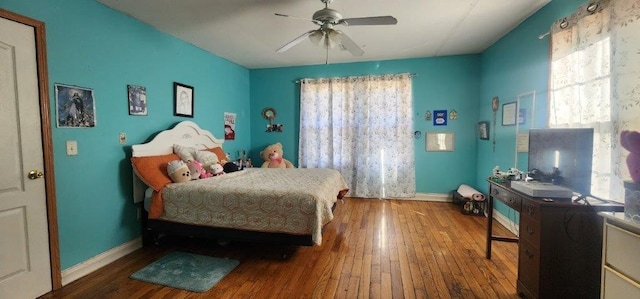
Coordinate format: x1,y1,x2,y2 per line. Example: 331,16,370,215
486,180,624,298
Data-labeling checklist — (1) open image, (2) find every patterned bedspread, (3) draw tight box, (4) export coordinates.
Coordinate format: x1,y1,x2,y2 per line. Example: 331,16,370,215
159,168,348,245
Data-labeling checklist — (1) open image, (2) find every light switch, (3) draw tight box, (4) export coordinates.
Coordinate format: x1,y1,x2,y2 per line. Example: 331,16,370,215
66,140,78,156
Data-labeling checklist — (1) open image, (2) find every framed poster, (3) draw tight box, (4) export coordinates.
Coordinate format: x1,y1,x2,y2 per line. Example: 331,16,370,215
174,82,194,117
128,85,147,116
55,83,96,128
502,102,517,126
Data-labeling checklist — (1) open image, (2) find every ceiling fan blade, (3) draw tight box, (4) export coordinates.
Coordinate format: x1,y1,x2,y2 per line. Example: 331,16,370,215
335,31,364,56
275,13,320,25
275,30,316,53
340,16,398,26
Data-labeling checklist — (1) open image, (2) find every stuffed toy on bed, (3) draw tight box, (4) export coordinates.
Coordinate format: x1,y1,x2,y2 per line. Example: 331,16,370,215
167,160,192,183
260,142,294,168
187,160,212,179
210,163,225,176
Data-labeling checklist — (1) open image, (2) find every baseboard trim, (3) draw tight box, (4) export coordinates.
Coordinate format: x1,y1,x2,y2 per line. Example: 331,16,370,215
61,237,142,286
407,192,452,202
492,209,519,236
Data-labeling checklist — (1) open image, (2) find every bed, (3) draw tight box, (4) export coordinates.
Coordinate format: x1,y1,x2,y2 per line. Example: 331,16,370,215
131,121,348,246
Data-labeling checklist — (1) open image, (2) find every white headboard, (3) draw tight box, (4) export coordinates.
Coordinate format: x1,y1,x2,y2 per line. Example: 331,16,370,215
131,121,224,203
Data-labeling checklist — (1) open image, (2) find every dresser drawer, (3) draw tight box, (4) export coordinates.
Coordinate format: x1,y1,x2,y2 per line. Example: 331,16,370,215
602,267,640,299
518,240,540,298
521,199,540,222
491,185,521,210
520,214,540,245
605,223,640,282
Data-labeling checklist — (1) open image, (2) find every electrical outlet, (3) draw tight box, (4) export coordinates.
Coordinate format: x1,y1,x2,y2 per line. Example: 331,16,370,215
119,133,126,144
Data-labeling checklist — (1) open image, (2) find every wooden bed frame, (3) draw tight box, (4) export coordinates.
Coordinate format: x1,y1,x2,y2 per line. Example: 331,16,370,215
131,121,328,246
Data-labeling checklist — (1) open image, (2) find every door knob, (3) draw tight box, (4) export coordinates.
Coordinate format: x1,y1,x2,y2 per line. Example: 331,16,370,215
28,170,44,180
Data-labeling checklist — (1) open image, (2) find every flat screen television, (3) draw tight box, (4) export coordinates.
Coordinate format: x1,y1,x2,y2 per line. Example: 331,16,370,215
527,128,594,197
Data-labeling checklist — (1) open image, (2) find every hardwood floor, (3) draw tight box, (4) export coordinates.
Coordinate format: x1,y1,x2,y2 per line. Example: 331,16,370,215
40,198,519,299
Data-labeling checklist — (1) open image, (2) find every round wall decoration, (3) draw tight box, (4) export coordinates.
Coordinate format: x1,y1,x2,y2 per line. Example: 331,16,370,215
262,107,276,120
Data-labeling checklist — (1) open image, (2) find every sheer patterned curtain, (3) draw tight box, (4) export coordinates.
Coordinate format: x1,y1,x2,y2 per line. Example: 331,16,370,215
549,0,640,201
299,73,415,199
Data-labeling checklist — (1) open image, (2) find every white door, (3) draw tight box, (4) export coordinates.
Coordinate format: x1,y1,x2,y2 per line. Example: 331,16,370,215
0,16,52,299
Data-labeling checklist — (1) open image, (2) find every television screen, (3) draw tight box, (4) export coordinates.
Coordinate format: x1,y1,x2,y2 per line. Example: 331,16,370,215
528,128,594,196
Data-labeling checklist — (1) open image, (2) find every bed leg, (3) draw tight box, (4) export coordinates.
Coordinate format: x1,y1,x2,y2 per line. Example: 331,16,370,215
142,227,160,246
152,233,160,246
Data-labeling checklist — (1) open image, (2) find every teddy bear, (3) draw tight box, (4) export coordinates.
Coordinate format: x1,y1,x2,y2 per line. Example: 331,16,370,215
167,160,192,183
621,130,640,184
260,142,294,168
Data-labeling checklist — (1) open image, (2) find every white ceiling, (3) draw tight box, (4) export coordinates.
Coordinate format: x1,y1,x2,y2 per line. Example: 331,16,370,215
97,0,550,69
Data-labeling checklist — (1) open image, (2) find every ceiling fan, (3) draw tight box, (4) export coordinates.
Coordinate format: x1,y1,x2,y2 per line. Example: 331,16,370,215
275,0,397,63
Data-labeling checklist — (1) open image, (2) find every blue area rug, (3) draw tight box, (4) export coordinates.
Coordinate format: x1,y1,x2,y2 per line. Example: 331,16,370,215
130,251,239,293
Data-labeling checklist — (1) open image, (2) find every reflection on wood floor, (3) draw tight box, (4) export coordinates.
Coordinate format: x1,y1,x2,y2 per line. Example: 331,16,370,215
40,198,519,298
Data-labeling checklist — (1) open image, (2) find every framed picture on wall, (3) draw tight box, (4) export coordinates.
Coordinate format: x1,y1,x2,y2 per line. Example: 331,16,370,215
55,83,96,128
478,121,490,140
502,102,517,126
174,82,194,117
127,85,147,116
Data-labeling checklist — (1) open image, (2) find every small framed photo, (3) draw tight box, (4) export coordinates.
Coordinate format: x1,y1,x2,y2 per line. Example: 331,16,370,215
55,83,96,128
426,132,455,152
174,82,194,117
502,102,517,126
128,85,147,116
478,121,490,140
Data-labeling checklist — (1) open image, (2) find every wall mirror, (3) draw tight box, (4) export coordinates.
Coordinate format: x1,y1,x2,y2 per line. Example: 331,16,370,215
514,91,536,171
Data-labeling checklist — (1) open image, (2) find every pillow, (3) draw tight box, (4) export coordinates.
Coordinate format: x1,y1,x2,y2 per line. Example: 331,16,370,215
207,146,228,163
131,153,180,191
173,144,197,162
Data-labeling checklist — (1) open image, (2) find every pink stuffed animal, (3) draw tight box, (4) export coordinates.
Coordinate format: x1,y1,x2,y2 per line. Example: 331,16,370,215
187,160,211,180
621,130,640,184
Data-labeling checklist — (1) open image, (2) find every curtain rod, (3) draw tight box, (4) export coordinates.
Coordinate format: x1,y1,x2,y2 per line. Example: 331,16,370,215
295,73,418,83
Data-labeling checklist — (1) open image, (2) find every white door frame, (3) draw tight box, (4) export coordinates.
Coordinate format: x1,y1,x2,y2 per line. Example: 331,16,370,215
0,8,61,290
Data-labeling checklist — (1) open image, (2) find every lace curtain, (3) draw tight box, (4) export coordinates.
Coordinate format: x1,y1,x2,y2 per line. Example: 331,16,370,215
549,0,640,201
299,73,415,199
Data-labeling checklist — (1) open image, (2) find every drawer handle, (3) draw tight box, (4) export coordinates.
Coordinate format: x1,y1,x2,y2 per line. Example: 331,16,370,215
525,249,534,259
527,206,535,216
527,227,534,235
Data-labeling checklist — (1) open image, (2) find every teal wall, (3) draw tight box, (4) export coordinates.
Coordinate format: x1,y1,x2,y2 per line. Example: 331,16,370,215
1,0,589,274
1,0,251,269
249,56,481,194
478,0,585,220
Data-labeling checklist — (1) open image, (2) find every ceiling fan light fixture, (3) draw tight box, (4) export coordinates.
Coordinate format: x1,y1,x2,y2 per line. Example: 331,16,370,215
325,34,337,48
328,29,342,43
309,30,324,45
